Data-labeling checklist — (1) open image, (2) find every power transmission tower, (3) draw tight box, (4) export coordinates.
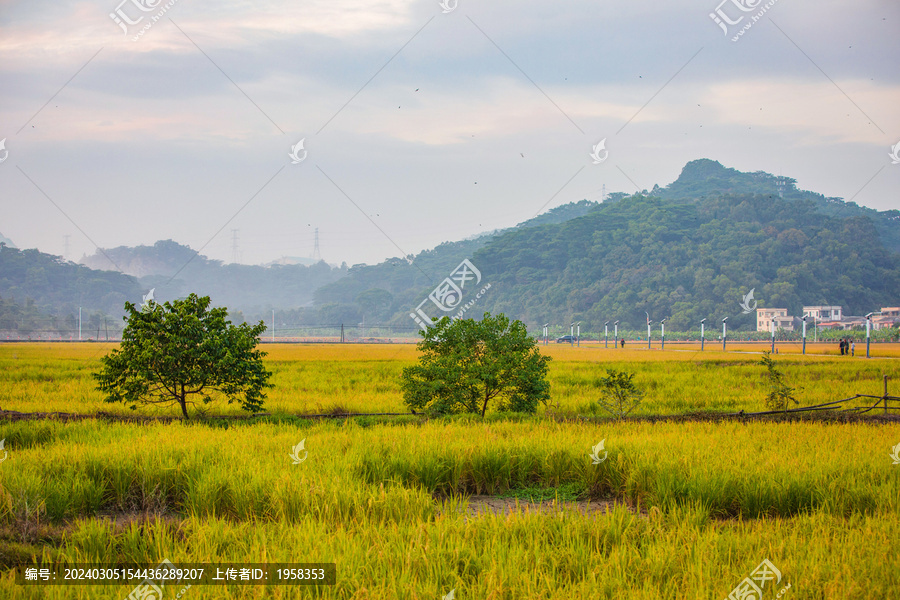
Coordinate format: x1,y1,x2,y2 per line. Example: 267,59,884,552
231,229,240,264
311,227,321,262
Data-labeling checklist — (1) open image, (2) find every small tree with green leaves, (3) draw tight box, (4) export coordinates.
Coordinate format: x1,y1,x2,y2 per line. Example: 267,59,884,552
401,313,551,417
595,369,643,419
95,293,272,419
759,351,799,411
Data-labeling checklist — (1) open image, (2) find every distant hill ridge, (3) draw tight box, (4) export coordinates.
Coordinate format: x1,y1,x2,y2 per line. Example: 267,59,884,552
311,159,900,330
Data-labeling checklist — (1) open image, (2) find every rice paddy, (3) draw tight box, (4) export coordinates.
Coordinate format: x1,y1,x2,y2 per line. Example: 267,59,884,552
1,343,899,598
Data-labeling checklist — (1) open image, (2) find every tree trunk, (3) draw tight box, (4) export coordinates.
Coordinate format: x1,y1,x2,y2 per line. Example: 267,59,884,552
480,388,490,418
179,384,189,419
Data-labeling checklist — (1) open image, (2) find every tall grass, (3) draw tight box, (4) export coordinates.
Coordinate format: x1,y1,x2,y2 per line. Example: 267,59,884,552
1,344,899,598
2,343,899,416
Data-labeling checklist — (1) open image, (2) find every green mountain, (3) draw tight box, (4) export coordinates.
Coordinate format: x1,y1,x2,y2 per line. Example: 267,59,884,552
316,160,900,332
308,201,599,324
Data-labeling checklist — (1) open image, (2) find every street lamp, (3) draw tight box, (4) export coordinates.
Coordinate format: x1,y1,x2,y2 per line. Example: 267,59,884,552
700,318,707,351
801,316,808,355
604,321,610,348
614,320,619,348
543,323,549,345
646,312,652,350
771,316,776,354
722,316,729,351
569,322,575,346
576,322,581,347
660,318,667,350
865,312,880,358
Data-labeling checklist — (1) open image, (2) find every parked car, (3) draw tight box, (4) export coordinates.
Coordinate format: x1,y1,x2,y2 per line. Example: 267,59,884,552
556,335,577,343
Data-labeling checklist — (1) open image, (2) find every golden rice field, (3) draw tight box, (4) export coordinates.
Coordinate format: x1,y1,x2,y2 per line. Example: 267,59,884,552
1,343,899,599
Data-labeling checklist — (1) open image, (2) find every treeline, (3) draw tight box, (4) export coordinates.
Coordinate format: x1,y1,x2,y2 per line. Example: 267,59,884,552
0,245,141,318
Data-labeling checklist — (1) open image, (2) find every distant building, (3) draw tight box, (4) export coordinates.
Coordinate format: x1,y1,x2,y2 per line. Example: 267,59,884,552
803,305,842,321
757,308,794,332
873,307,900,331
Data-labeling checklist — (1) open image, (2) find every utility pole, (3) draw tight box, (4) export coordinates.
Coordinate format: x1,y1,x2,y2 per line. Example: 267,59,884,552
231,229,240,264
78,307,82,341
63,235,71,260
272,309,275,342
312,227,322,262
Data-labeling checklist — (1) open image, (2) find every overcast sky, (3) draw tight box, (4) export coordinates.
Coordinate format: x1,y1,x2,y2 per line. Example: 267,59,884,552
1,0,898,268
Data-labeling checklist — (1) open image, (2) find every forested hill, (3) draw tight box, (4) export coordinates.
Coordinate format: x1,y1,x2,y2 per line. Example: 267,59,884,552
469,192,899,331
311,201,599,311
318,160,899,332
654,159,900,253
0,245,141,316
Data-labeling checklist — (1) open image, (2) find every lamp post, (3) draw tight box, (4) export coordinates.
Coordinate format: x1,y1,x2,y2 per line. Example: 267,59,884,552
660,318,667,350
865,312,877,358
646,312,652,350
801,316,808,355
771,316,776,354
722,317,728,351
700,318,706,351
570,322,575,346
604,321,609,348
576,322,581,347
614,321,619,348
543,323,549,345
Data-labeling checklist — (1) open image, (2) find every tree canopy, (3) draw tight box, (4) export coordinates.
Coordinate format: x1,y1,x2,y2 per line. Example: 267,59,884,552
400,313,551,417
95,294,272,418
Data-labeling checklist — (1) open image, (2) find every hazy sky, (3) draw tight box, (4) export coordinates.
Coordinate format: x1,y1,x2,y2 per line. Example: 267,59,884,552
2,0,898,268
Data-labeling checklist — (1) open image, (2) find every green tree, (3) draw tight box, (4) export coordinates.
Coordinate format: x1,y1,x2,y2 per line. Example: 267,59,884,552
594,369,643,419
759,351,799,411
400,312,551,417
95,293,272,418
